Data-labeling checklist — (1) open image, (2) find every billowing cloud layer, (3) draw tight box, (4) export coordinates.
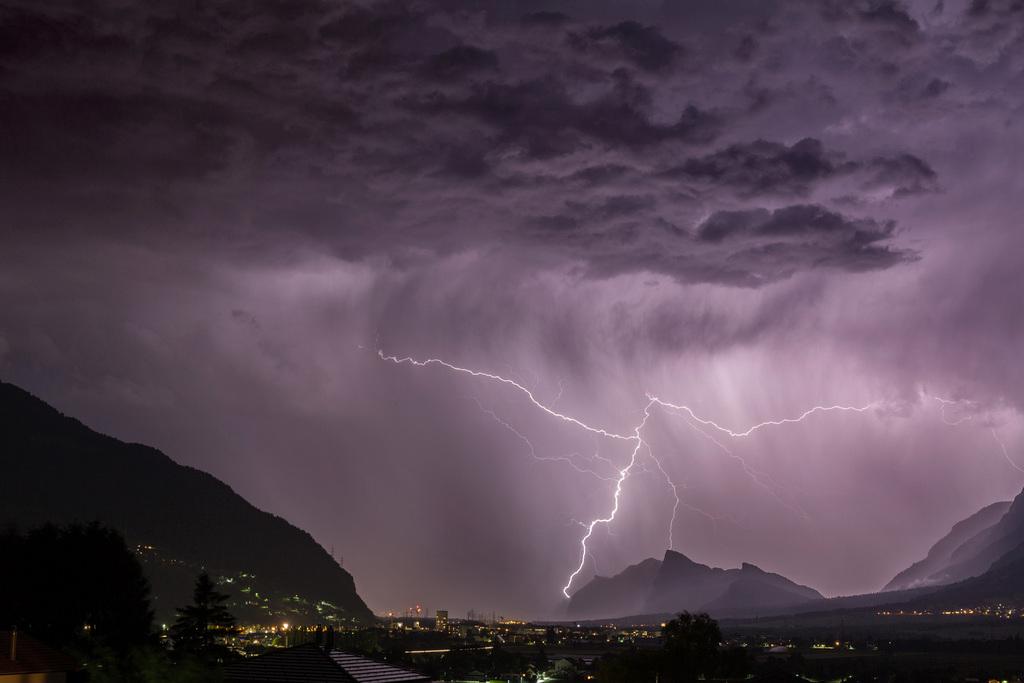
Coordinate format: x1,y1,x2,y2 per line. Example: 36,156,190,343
2,0,1024,617
0,0,937,284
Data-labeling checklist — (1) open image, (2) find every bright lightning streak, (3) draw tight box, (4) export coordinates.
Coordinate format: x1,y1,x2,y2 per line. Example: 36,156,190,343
379,349,878,599
474,400,619,482
647,395,879,438
642,442,730,549
644,444,681,550
562,404,652,598
679,417,809,520
379,351,633,441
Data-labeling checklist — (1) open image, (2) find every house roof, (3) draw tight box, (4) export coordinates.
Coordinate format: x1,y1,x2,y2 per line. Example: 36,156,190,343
0,631,79,675
325,651,430,682
223,644,432,683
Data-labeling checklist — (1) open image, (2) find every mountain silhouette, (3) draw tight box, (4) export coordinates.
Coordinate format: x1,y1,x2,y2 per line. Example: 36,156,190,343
884,492,1024,591
914,537,1024,607
883,500,1011,591
0,381,372,624
565,557,661,619
725,489,1024,624
567,549,822,620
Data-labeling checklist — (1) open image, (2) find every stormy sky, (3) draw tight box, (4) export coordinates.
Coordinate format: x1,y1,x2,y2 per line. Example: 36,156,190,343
2,0,1024,618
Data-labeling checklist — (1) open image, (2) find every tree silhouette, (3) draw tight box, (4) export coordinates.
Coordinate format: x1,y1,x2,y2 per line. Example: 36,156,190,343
661,611,722,682
0,523,153,650
170,572,236,661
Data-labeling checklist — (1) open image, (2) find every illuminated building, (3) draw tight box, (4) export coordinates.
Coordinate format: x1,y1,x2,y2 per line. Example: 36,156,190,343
435,610,448,632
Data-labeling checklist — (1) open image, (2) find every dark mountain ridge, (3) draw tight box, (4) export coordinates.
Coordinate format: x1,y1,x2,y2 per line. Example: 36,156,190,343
567,549,823,620
0,381,373,624
885,490,1024,592
913,538,1024,608
566,557,661,619
883,500,1011,591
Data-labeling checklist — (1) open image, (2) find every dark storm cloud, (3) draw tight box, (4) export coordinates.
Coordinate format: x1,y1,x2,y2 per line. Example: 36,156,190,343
524,201,913,287
520,11,571,27
528,194,657,236
403,74,721,159
856,0,922,31
697,204,911,276
660,138,937,198
894,73,953,101
734,34,759,62
2,90,241,182
423,45,500,79
0,0,933,286
697,204,889,243
821,0,921,37
966,0,1024,17
567,21,682,72
0,5,131,60
318,2,449,77
567,164,634,186
864,153,938,195
662,138,849,196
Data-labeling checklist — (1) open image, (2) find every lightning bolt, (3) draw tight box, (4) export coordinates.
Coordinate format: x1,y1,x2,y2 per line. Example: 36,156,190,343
642,434,740,550
378,349,878,599
928,394,977,426
379,352,633,441
677,415,810,520
990,429,1024,474
562,403,653,597
473,399,619,482
927,393,1024,476
644,443,682,550
551,379,566,405
647,394,879,438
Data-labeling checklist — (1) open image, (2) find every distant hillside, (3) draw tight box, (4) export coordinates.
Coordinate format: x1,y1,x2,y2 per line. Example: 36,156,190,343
717,539,1024,638
717,490,1024,622
567,549,823,620
0,381,373,624
905,540,1024,610
913,539,1024,608
897,490,1024,610
884,500,1011,591
885,491,1024,592
718,490,1024,636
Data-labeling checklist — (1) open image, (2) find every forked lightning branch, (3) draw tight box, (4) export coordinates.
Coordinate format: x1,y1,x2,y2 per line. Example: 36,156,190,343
378,350,879,598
